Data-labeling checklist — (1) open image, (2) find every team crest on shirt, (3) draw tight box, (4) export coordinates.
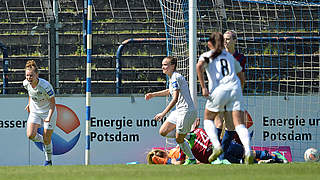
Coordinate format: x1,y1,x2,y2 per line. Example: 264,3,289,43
172,81,178,88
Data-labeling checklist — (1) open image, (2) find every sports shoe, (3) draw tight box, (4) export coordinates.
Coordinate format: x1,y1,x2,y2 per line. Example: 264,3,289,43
258,159,275,164
183,159,197,165
208,147,223,163
211,158,232,165
211,158,223,165
221,159,231,164
44,160,52,166
272,151,288,163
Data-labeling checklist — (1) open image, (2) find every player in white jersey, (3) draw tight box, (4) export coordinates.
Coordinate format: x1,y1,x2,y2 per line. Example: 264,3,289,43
24,60,56,166
196,32,253,164
145,56,197,165
214,30,248,163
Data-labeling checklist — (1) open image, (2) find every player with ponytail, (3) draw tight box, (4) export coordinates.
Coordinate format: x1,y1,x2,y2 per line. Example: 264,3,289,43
196,32,253,164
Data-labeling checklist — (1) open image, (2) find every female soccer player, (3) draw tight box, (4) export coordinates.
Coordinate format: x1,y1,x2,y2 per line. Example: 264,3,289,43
196,32,253,164
24,60,56,166
146,147,186,165
215,30,248,161
146,127,288,165
145,56,197,165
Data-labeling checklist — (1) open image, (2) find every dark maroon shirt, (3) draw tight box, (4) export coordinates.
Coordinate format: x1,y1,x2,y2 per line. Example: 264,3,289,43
233,50,246,72
191,128,213,163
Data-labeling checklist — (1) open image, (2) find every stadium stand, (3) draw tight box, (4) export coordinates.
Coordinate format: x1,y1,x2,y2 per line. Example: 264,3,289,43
0,0,318,95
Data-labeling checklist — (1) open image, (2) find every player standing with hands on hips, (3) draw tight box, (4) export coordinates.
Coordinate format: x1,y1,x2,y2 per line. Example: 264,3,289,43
24,60,56,166
196,32,253,164
145,56,197,165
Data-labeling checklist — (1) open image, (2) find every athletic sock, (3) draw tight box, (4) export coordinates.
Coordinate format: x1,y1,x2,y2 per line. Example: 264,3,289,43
31,133,43,143
203,120,221,149
43,143,52,161
235,124,251,156
179,140,195,160
219,130,236,159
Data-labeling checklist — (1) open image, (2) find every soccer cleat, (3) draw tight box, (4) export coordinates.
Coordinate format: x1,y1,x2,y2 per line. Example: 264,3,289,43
183,159,197,165
258,159,275,164
211,158,223,165
208,147,223,163
221,159,231,165
212,158,232,165
44,160,52,166
272,151,288,163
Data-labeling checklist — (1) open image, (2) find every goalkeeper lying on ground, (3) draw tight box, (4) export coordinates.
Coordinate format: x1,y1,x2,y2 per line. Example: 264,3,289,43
147,119,288,164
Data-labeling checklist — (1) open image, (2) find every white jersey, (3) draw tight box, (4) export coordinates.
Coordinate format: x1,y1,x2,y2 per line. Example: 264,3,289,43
23,78,55,113
169,72,196,111
199,49,242,93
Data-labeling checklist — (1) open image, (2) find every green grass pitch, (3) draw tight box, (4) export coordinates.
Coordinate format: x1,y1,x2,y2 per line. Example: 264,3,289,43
0,162,319,180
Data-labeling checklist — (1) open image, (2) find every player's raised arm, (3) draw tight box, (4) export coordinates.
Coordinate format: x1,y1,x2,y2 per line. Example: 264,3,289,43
154,89,179,121
145,89,170,100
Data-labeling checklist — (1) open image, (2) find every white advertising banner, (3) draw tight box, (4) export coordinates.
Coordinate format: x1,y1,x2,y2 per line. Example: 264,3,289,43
0,96,166,165
245,96,320,162
0,96,319,165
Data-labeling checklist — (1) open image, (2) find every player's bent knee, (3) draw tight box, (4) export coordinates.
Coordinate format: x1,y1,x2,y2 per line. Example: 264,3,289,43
175,136,185,144
27,132,36,140
27,134,35,140
159,131,167,137
176,139,184,144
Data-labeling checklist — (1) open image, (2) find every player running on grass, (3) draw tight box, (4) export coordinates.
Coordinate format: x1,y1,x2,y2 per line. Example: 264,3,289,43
145,56,197,165
24,60,56,166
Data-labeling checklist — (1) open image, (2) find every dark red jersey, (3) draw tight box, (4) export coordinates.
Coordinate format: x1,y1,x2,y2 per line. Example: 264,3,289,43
191,128,213,164
233,51,246,72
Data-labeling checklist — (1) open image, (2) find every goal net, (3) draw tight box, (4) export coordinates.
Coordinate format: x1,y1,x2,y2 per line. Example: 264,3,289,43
159,0,320,162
